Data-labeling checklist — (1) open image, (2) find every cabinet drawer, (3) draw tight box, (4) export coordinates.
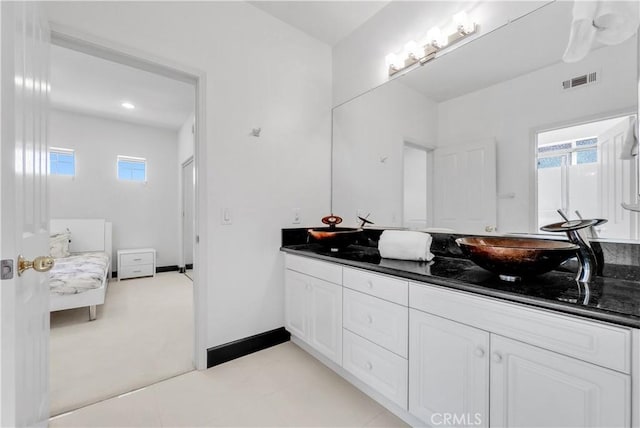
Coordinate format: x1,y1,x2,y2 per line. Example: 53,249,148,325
119,264,154,279
120,252,154,266
343,329,408,409
344,288,408,357
410,283,632,373
285,254,342,284
343,267,408,305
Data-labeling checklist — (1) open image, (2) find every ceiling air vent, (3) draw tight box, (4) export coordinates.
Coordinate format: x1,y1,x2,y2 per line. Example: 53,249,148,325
562,71,598,90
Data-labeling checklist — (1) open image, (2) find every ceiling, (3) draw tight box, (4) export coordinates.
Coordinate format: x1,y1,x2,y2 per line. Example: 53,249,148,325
249,1,390,46
50,45,195,131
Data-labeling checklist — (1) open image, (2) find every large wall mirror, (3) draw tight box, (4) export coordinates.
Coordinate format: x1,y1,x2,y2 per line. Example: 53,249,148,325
332,1,639,241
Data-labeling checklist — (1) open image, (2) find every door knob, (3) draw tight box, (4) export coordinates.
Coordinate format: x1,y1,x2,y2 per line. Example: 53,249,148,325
18,255,55,276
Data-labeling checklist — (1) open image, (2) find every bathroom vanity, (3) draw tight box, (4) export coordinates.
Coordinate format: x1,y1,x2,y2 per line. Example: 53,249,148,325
281,244,639,427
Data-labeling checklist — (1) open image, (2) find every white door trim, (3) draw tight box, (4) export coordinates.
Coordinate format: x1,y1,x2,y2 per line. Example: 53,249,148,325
181,156,194,270
49,24,209,370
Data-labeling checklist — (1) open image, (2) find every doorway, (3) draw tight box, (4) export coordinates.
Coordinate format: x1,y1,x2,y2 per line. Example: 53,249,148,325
403,142,431,229
47,31,206,416
182,157,195,280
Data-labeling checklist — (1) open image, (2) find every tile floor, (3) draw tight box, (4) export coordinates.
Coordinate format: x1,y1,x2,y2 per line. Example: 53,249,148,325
50,341,409,427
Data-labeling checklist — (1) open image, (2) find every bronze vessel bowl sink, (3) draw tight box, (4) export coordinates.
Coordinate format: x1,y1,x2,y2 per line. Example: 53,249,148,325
455,236,579,281
307,227,363,250
307,214,366,251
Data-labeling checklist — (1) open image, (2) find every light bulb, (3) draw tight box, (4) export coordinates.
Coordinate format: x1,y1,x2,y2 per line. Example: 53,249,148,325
404,40,422,59
385,53,401,69
453,11,473,34
427,27,446,48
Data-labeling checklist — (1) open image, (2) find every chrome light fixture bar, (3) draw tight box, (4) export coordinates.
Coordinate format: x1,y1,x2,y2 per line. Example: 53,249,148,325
386,11,478,77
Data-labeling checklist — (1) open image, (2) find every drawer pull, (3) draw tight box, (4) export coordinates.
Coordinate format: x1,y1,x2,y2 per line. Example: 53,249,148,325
474,347,485,358
133,258,142,261
492,352,503,363
365,361,373,371
366,314,374,324
366,280,373,289
133,270,141,273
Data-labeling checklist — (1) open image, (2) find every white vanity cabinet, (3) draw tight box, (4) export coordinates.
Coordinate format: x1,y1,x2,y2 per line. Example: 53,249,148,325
342,268,409,409
283,252,635,428
490,335,630,428
284,257,343,365
409,309,490,427
409,284,632,428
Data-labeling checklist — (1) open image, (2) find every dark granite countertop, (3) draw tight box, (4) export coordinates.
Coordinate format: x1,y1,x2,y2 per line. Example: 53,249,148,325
281,244,640,329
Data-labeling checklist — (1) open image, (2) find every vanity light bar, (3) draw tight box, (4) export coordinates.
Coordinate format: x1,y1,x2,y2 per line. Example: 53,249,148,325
386,14,478,77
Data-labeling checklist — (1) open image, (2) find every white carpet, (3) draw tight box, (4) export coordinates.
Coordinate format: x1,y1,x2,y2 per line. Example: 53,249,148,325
50,272,194,416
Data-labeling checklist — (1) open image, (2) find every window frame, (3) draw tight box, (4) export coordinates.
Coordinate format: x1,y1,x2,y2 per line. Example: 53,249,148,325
117,155,147,182
49,147,76,176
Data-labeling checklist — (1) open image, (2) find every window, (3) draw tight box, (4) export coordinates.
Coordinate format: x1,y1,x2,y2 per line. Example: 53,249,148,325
117,156,146,182
536,114,636,240
49,148,75,176
536,138,598,169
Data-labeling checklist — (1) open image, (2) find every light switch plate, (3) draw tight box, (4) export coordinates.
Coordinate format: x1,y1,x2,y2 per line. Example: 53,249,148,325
221,208,232,225
293,208,301,224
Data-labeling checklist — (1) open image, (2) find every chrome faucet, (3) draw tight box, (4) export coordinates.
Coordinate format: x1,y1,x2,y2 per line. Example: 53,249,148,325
540,210,607,284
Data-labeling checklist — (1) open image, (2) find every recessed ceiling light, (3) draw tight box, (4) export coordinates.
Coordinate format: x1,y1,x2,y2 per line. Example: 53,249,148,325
121,101,135,110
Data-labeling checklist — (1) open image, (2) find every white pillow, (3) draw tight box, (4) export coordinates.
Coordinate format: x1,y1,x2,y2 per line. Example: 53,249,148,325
50,229,71,258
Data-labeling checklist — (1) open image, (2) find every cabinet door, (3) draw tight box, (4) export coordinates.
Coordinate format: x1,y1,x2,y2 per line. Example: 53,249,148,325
490,335,630,428
284,270,309,340
409,309,490,427
308,277,343,365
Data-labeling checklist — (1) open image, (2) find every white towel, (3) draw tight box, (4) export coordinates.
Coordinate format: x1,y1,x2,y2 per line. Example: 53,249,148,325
593,1,639,46
378,230,434,262
563,0,640,63
563,1,598,63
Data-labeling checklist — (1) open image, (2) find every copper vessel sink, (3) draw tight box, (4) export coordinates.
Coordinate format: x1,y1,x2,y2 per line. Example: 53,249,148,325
307,214,369,251
307,227,363,250
456,236,579,281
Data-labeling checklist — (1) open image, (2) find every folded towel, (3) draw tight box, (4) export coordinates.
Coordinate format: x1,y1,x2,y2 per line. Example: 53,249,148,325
378,230,434,262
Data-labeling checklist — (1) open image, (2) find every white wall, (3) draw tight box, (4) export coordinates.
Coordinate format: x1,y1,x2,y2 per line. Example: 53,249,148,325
43,2,332,348
437,39,637,234
332,1,550,106
49,109,180,267
332,80,437,227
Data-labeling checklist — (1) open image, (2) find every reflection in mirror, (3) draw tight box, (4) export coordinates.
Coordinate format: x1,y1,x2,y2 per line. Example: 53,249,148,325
331,1,639,240
403,143,430,229
536,115,638,240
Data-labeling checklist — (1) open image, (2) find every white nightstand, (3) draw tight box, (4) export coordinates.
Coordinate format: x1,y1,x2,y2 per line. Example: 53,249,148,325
117,248,156,280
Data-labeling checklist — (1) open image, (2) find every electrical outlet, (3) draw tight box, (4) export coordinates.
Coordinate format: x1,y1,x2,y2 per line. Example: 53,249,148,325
293,208,301,224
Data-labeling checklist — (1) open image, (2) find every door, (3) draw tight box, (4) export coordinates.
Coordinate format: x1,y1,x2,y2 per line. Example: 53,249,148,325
409,310,490,427
181,158,194,269
284,270,308,340
490,335,630,428
307,277,342,365
433,140,497,233
1,2,51,427
598,117,638,240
